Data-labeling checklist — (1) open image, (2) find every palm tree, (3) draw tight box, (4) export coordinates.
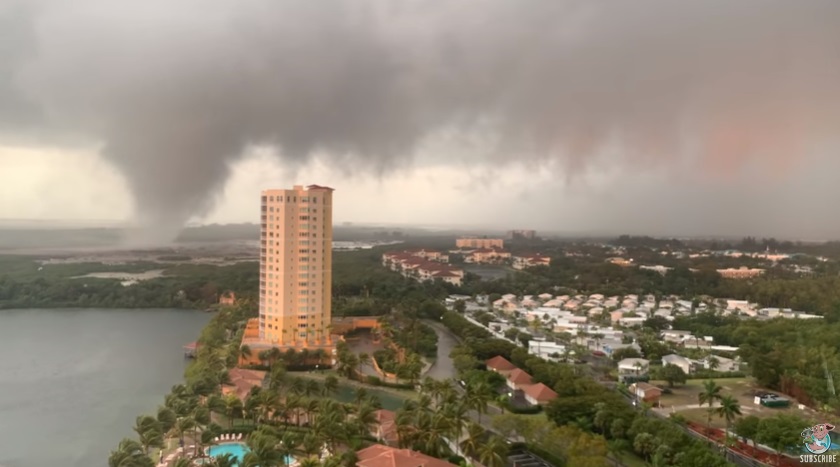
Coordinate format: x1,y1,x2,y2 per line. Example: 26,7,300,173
698,380,723,436
322,375,339,396
243,427,285,467
156,407,176,434
715,394,742,457
465,382,491,424
478,436,508,467
108,438,154,467
278,432,300,467
459,422,485,458
172,459,192,467
209,453,238,467
133,415,163,455
353,402,379,437
298,456,322,467
240,344,252,360
223,394,244,429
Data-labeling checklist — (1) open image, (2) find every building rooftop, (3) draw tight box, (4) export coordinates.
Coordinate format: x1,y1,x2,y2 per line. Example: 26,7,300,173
356,445,456,467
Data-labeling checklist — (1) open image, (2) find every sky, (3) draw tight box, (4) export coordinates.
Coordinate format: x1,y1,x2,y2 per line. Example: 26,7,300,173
1,0,839,240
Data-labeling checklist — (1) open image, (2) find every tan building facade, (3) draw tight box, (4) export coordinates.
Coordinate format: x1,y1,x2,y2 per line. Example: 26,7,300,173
260,185,334,347
455,236,504,249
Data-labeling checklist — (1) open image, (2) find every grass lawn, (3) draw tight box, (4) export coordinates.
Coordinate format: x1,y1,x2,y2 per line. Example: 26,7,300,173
677,404,820,429
617,452,649,467
652,377,754,408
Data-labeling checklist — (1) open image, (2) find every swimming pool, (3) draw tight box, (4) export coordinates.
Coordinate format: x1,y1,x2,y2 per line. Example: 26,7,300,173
205,442,294,466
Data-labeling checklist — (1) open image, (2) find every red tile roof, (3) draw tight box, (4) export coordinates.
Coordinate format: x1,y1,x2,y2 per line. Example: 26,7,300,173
522,383,558,402
486,355,517,372
356,445,456,467
507,368,534,385
373,410,399,445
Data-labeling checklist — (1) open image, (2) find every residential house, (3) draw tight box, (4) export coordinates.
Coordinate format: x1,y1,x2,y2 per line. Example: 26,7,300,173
618,358,650,383
661,330,694,344
505,368,534,391
356,445,457,467
682,336,713,350
703,355,741,373
629,382,663,403
662,354,694,375
522,383,558,406
485,355,517,374
528,339,566,360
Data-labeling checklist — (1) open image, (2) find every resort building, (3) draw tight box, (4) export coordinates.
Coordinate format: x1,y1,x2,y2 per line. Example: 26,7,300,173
455,236,505,249
259,185,334,347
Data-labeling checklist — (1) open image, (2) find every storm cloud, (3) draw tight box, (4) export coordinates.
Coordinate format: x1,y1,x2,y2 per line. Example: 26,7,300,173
2,0,839,240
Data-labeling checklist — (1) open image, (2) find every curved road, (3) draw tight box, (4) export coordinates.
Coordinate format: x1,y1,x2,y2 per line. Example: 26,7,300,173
422,319,460,381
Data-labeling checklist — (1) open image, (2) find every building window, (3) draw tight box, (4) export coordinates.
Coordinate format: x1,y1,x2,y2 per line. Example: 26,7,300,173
299,332,307,338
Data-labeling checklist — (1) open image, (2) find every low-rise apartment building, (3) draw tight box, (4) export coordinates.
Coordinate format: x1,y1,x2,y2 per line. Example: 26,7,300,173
464,248,511,264
512,253,551,270
382,251,464,286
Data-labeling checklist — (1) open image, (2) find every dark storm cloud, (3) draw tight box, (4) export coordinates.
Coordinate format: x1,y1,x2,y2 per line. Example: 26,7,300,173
2,0,840,240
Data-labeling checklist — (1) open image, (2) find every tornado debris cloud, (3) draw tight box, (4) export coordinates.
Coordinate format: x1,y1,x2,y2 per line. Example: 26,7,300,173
2,0,839,240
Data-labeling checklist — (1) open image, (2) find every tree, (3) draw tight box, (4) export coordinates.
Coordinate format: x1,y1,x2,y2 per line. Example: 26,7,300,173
756,414,806,466
478,436,509,467
715,395,742,459
108,438,154,467
733,415,760,456
133,415,163,455
243,427,285,467
323,375,339,396
459,422,485,458
697,380,722,435
209,454,238,467
659,364,687,388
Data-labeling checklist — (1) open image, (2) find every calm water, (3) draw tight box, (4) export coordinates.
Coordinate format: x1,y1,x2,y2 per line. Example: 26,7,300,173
332,382,406,411
0,308,211,467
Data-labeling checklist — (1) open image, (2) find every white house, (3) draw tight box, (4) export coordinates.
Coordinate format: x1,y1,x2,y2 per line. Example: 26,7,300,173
618,358,650,377
528,339,566,360
662,354,694,375
703,355,741,373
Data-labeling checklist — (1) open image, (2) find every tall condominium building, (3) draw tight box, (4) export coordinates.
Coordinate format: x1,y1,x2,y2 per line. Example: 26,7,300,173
259,185,334,347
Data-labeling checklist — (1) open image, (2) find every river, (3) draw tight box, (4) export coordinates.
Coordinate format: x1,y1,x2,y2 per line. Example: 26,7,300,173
0,308,211,467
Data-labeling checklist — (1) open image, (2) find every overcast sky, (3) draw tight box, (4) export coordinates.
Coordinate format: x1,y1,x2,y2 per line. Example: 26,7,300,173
1,0,839,240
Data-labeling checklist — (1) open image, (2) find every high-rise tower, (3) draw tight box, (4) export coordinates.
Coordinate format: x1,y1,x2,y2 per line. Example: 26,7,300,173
259,185,334,347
